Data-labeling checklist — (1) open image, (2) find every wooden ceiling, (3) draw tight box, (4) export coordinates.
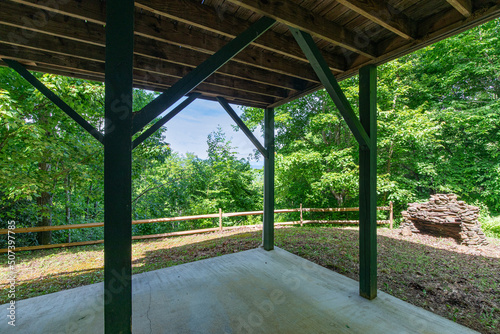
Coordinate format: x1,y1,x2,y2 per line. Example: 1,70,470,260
1,0,500,109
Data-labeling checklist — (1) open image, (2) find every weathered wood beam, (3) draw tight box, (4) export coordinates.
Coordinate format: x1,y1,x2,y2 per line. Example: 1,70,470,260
447,0,472,17
0,22,304,93
132,16,277,134
0,42,285,102
339,4,500,89
133,10,319,82
225,0,377,58
135,0,345,72
0,56,275,109
336,0,415,39
5,1,320,82
12,0,346,72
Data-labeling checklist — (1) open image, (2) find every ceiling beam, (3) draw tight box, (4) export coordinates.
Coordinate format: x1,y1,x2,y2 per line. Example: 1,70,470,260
0,42,290,100
132,16,277,134
446,0,472,17
10,0,345,72
4,1,320,83
0,60,271,108
135,0,346,72
336,0,415,39
0,17,309,92
225,0,377,58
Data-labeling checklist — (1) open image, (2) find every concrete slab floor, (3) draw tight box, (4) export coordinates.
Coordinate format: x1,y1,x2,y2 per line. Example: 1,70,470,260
1,247,478,334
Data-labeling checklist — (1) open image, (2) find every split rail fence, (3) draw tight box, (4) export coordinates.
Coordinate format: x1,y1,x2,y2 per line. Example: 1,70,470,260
0,202,393,253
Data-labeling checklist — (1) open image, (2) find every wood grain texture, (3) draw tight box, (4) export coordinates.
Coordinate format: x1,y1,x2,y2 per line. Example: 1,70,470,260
336,0,415,39
135,0,346,71
226,0,377,58
447,0,472,17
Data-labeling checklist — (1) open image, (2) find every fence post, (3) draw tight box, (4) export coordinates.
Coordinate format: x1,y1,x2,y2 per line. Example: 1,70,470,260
219,208,223,231
300,203,303,226
389,201,394,229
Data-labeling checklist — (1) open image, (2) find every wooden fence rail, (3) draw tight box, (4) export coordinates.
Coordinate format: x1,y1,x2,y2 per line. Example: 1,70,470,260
0,202,392,253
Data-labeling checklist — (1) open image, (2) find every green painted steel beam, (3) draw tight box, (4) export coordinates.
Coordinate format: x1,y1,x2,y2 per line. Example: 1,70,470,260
3,58,104,144
262,107,275,251
358,64,378,300
104,0,134,332
288,27,371,149
132,93,200,149
216,96,267,157
132,16,276,135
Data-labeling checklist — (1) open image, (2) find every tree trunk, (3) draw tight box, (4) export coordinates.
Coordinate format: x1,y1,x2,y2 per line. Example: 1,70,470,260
85,183,93,220
37,162,53,245
65,174,71,243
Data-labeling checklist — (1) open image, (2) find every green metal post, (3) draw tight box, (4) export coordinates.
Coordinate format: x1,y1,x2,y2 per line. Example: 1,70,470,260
359,65,377,300
104,0,134,332
263,107,275,250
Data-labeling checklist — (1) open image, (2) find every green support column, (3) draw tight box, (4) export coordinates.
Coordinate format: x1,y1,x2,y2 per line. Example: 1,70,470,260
359,65,378,300
262,108,275,251
104,0,134,332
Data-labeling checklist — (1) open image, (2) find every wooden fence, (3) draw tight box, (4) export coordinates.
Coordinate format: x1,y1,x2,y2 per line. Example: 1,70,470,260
0,202,393,253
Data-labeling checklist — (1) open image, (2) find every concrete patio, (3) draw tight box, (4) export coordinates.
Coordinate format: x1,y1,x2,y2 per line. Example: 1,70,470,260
2,247,477,333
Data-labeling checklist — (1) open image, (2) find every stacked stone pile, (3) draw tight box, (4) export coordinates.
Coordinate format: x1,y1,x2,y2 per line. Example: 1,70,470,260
400,194,487,246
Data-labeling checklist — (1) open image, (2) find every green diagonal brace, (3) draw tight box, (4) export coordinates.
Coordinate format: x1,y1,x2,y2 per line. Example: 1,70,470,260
132,16,276,135
3,59,104,144
216,96,267,158
132,93,200,149
289,27,371,149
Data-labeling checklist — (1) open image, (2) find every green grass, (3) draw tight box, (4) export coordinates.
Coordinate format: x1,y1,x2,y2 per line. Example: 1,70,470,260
481,216,500,238
1,226,498,333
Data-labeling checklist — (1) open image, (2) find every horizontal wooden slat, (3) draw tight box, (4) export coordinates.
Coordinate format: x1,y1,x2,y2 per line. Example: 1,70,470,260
447,0,472,17
3,0,500,109
0,206,392,235
135,0,346,72
301,220,389,225
302,206,390,212
2,1,319,83
0,240,104,253
226,0,377,58
0,225,264,253
336,0,415,39
12,0,346,72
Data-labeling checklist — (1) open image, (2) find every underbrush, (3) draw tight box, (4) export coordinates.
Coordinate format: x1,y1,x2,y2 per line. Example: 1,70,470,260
480,216,500,238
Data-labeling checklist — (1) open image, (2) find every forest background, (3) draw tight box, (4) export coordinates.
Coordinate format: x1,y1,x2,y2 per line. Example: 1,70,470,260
1,19,499,247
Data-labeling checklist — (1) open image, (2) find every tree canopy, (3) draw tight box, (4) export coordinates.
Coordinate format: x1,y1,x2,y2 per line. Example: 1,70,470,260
1,19,499,247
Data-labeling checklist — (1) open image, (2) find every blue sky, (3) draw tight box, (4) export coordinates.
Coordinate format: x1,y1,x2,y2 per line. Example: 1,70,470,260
159,98,264,168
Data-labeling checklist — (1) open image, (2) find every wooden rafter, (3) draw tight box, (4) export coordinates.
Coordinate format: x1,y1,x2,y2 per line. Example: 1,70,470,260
135,0,346,72
1,1,319,83
447,0,472,17
132,15,277,134
3,0,500,109
10,0,345,72
225,0,377,58
336,0,415,39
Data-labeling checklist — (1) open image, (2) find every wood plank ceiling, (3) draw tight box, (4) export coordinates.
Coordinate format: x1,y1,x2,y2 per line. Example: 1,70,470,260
1,0,500,108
